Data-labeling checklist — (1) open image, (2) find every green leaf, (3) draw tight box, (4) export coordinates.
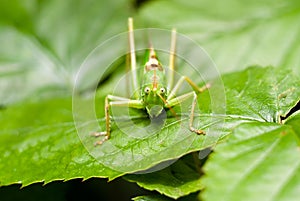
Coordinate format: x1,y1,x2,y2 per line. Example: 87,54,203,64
223,66,300,122
0,97,121,186
201,121,300,201
125,154,203,199
286,113,300,137
1,66,298,190
0,0,131,105
138,0,300,74
198,66,300,200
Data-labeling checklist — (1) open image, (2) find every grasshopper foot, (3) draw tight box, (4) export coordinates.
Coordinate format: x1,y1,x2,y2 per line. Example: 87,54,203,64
198,83,211,93
190,127,206,135
91,132,109,146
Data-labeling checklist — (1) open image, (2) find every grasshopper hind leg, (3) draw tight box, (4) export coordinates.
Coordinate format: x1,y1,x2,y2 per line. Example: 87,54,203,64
166,90,208,136
189,92,205,135
92,132,109,145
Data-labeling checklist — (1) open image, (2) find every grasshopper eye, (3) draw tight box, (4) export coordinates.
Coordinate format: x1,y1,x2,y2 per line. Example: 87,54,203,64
160,88,166,94
144,87,151,94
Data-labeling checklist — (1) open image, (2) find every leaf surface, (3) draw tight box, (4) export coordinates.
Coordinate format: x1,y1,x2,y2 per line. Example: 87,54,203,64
0,98,120,186
125,154,203,199
201,120,300,201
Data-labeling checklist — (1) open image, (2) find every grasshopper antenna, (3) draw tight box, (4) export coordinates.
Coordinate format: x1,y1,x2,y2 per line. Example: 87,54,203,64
128,18,139,99
168,28,176,90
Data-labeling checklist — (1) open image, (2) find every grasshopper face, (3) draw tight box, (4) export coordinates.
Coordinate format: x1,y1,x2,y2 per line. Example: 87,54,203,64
142,82,167,118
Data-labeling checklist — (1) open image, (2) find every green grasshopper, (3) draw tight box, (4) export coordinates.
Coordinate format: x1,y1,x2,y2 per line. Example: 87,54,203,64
93,18,210,145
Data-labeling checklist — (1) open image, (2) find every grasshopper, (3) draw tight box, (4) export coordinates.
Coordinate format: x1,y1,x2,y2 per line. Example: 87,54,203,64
93,18,210,145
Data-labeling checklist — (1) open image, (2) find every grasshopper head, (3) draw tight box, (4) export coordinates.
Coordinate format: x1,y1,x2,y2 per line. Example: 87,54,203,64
143,85,167,118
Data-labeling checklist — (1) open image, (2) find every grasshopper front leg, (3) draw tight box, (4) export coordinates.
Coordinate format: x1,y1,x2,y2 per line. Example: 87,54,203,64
189,92,205,135
92,95,144,145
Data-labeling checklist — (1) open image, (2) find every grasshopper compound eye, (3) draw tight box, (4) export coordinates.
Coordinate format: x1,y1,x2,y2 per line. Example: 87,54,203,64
144,87,151,94
160,88,166,94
